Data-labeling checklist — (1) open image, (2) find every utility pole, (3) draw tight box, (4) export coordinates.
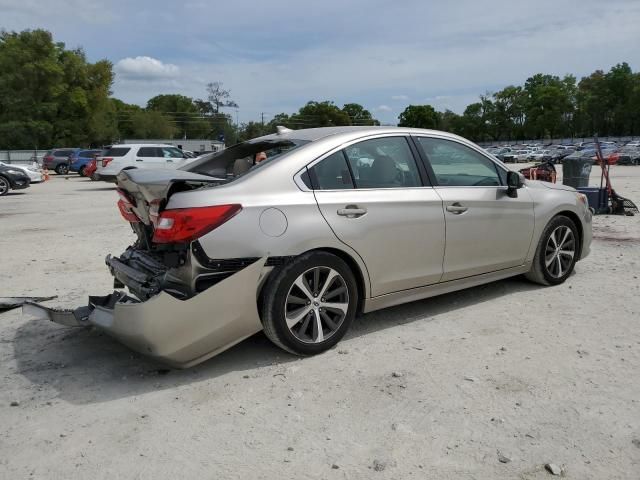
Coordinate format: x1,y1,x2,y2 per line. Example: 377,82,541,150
261,112,265,126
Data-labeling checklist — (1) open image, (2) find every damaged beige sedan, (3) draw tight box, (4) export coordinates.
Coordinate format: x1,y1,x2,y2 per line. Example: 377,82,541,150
25,127,592,367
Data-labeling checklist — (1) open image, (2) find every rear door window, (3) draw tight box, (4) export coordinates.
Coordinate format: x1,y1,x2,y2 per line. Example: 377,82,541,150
103,147,131,157
309,152,354,190
343,137,422,188
137,147,161,157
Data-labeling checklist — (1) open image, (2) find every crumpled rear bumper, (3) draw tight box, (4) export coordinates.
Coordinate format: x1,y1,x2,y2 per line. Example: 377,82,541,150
23,257,266,368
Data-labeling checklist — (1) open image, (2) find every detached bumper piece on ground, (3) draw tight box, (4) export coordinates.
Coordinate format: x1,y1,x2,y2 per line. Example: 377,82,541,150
23,257,266,368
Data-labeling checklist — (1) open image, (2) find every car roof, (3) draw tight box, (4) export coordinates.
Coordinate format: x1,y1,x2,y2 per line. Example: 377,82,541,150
252,126,471,144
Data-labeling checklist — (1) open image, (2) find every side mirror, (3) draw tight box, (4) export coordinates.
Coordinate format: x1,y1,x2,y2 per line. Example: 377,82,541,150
506,171,524,198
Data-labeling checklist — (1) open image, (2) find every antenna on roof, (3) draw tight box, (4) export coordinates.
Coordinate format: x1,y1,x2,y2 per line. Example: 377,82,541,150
276,126,293,135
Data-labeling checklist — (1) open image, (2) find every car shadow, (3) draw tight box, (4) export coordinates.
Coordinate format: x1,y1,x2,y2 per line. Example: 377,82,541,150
5,191,26,196
80,186,117,191
12,276,543,405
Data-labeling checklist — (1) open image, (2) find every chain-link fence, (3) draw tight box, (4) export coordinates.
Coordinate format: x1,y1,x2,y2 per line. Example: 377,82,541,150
0,150,47,166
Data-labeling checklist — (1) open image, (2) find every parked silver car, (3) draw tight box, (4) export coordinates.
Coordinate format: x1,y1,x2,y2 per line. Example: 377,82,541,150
26,127,592,367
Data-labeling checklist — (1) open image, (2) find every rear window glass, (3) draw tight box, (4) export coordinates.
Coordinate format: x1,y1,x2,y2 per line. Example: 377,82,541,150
184,138,309,181
103,147,131,157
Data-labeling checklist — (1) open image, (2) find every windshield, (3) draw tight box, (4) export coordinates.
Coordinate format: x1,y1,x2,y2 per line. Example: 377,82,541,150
182,138,309,180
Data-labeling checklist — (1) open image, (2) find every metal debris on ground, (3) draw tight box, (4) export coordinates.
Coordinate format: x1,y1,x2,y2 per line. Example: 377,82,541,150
0,296,57,313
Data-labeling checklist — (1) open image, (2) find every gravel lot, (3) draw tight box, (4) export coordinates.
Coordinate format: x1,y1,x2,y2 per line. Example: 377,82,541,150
1,166,639,479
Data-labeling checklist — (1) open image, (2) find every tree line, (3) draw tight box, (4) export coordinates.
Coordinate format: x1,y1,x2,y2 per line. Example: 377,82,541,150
399,63,640,141
1,29,639,150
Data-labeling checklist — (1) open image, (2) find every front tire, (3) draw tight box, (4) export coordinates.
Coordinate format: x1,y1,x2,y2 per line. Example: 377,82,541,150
78,166,86,177
0,176,10,196
525,215,579,286
261,251,358,356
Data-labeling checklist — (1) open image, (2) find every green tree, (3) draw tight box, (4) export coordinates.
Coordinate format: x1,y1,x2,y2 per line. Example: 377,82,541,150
291,101,351,128
129,110,176,139
238,121,271,141
0,29,115,148
397,105,440,129
342,103,379,125
523,74,574,139
147,94,209,138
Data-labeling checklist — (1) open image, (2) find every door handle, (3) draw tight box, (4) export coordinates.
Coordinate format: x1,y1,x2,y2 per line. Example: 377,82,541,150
136,159,143,162
166,159,173,162
446,203,468,214
337,206,367,217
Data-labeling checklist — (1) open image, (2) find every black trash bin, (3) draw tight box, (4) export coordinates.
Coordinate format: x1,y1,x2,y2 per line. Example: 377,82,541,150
562,154,592,189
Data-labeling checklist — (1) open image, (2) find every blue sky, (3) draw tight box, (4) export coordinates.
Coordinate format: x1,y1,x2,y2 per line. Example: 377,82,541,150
2,0,640,125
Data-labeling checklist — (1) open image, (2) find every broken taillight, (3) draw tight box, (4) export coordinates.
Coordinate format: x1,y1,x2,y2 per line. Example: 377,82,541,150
116,189,139,223
152,204,242,244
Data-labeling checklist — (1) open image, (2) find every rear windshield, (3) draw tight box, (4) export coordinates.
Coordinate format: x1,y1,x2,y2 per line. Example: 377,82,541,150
103,147,131,157
183,138,309,181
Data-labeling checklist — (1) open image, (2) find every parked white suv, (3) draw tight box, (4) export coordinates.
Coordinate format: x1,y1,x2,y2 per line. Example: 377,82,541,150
96,144,190,182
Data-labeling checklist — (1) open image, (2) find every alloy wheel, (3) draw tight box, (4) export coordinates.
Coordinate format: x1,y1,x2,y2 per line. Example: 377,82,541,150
0,177,8,195
284,266,349,344
544,225,575,279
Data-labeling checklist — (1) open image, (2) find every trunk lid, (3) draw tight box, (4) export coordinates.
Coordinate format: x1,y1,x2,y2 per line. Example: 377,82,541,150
116,169,224,225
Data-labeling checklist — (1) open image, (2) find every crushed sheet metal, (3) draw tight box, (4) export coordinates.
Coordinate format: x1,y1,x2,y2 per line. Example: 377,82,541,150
0,296,57,313
21,257,267,368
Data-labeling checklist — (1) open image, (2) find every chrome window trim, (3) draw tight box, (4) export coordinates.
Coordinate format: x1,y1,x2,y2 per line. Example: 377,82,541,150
293,133,434,192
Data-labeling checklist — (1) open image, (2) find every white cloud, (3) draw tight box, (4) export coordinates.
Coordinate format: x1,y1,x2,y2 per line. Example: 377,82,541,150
114,56,179,80
391,95,409,101
375,105,392,112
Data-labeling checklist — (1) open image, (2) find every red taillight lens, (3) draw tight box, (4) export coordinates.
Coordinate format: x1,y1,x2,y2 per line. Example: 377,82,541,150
152,204,242,244
102,157,113,167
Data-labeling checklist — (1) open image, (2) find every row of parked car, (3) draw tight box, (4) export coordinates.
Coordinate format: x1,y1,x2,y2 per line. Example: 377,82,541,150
37,144,209,181
0,144,210,196
486,140,640,166
0,161,44,196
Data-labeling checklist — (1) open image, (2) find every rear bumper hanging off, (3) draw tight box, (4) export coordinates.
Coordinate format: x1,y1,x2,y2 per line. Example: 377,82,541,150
23,257,267,368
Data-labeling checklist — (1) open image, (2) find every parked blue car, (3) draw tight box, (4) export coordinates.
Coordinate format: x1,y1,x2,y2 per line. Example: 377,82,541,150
69,149,104,176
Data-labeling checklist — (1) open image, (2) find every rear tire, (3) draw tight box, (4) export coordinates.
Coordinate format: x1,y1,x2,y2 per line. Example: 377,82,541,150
525,215,579,286
78,166,86,177
261,251,358,356
55,164,69,175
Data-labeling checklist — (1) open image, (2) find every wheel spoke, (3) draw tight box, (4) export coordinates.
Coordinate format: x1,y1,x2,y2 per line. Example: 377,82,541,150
294,276,314,300
322,302,348,315
312,309,324,342
558,227,571,248
318,269,339,299
559,249,574,260
549,230,558,248
325,285,346,300
320,310,338,330
286,306,311,328
555,256,563,277
313,268,320,295
287,294,307,305
545,253,556,268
